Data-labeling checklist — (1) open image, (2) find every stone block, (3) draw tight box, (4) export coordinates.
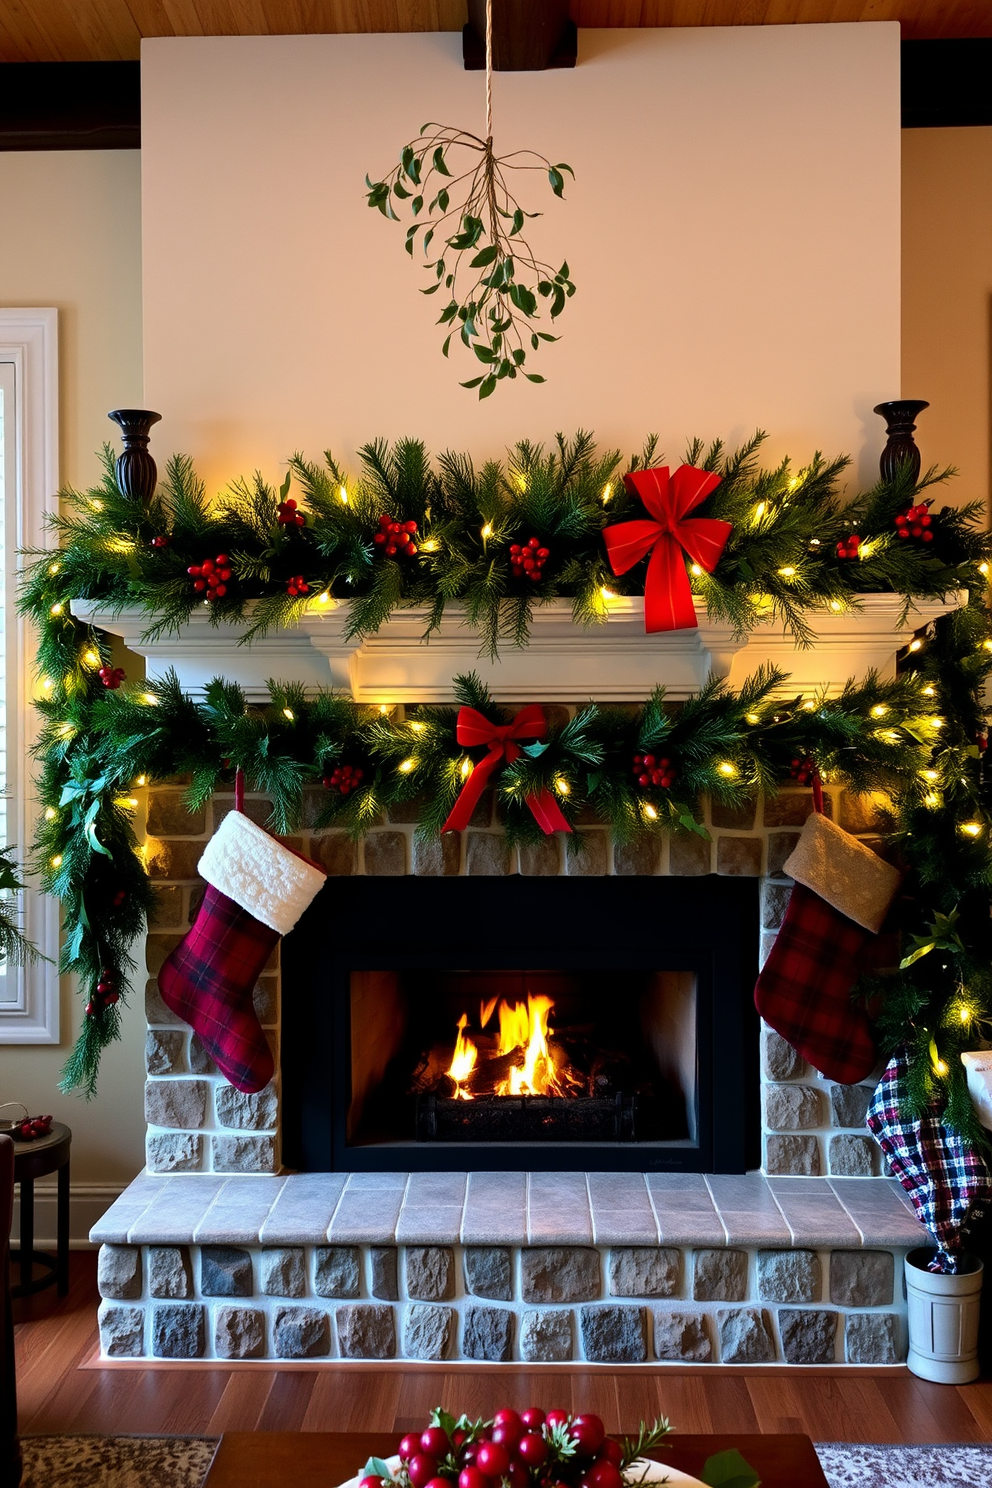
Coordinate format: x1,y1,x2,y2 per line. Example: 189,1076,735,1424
144,1079,208,1130
764,1085,822,1132
766,832,800,878
668,834,711,875
653,1310,713,1362
763,791,831,827
614,837,662,876
188,1035,216,1076
147,884,184,929
149,1246,192,1298
579,1305,647,1363
756,1250,821,1304
146,839,205,881
215,1306,266,1360
273,1306,331,1358
464,1246,512,1301
364,831,408,875
147,792,206,836
406,1246,455,1301
692,1249,748,1302
212,1134,277,1172
566,833,609,876
520,1308,573,1362
315,1246,362,1299
710,800,757,831
519,838,562,876
146,1131,204,1173
145,933,185,976
716,836,762,876
764,1135,821,1176
413,836,461,876
521,1247,600,1304
845,1312,900,1364
145,1029,186,1076
465,833,513,875
829,1134,875,1177
829,1251,893,1308
404,1303,454,1361
260,1247,307,1298
254,978,279,1025
215,1084,278,1131
98,1301,145,1357
336,1304,397,1360
838,791,890,834
762,882,793,931
829,1083,874,1129
763,1029,807,1081
146,978,184,1028
779,1308,837,1364
200,1247,253,1298
608,1247,680,1298
463,1305,514,1362
313,834,358,876
97,1245,142,1300
717,1308,776,1363
370,1247,399,1301
212,795,273,831
152,1303,205,1359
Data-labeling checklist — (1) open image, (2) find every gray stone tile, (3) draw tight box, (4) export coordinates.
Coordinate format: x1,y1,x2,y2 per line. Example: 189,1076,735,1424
705,1175,792,1245
528,1173,592,1244
767,1178,862,1246
646,1174,726,1245
193,1176,286,1244
127,1176,228,1244
588,1173,659,1244
90,1174,171,1244
396,1206,465,1245
328,1186,405,1243
462,1172,527,1245
828,1178,928,1246
343,1172,410,1190
405,1172,468,1207
260,1175,348,1244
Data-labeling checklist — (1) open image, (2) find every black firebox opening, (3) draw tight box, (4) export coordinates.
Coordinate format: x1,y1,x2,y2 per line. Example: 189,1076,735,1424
281,875,760,1174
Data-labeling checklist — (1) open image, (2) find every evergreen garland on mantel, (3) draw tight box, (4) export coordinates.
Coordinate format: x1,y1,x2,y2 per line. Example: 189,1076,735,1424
16,426,992,1133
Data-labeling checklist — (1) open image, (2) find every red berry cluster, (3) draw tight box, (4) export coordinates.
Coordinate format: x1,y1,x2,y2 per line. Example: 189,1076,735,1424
789,756,815,785
375,515,419,557
377,1409,627,1488
323,764,364,795
98,665,126,689
12,1114,53,1142
633,753,676,789
149,535,170,549
510,537,550,582
84,969,120,1019
836,532,861,560
286,575,310,597
277,497,306,527
188,554,232,601
894,504,933,542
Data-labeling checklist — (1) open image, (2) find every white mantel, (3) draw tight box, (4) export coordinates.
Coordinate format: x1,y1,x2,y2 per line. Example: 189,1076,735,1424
71,592,965,703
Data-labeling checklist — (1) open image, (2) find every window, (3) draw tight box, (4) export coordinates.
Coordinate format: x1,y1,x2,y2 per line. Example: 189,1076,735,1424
0,309,59,1041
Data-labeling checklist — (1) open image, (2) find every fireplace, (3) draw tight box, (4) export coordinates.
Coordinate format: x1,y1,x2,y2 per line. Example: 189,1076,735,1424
281,874,760,1174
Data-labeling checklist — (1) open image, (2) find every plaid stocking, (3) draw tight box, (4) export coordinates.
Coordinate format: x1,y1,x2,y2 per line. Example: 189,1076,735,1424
159,809,326,1093
754,810,901,1085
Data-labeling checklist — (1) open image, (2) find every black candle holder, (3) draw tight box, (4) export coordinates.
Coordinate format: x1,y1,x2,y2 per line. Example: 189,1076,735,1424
873,399,929,485
107,409,162,503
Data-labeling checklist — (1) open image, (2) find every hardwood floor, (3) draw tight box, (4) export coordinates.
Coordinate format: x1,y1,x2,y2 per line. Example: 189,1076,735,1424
13,1255,992,1444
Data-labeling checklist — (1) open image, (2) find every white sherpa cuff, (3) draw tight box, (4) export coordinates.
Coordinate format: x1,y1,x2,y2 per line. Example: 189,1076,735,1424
783,810,901,935
198,810,326,936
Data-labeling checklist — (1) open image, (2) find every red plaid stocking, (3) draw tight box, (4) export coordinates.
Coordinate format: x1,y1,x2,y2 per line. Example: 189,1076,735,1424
158,805,325,1093
754,808,901,1085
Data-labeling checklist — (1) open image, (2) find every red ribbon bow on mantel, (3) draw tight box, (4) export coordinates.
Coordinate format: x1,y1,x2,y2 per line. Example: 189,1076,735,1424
441,704,572,835
602,464,731,633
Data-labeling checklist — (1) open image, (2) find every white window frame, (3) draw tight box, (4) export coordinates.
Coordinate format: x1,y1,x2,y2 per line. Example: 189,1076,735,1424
0,308,60,1041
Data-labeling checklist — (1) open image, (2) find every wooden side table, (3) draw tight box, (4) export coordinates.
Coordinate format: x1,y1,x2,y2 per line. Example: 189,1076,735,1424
10,1121,70,1297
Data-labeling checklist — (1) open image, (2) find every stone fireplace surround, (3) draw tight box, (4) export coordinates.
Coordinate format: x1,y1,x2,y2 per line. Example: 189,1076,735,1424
85,601,930,1366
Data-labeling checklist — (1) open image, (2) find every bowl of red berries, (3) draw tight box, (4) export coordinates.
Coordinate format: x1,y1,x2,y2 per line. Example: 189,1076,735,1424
347,1409,759,1488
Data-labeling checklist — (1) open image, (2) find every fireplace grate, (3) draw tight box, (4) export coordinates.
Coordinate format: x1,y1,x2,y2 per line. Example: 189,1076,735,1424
415,1090,637,1143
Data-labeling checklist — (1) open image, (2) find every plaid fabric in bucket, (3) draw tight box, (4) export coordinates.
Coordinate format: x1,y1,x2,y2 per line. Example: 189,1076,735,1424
867,1047,992,1271
754,882,878,1084
159,885,278,1094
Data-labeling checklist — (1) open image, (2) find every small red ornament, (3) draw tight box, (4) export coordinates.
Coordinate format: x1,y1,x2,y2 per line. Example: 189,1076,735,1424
98,665,126,689
836,532,861,560
323,763,364,796
789,755,815,785
188,554,234,602
149,535,170,549
509,536,550,582
14,1113,52,1140
277,497,306,528
286,575,310,597
84,1001,96,1017
894,503,934,542
632,752,676,789
373,513,418,558
111,888,127,907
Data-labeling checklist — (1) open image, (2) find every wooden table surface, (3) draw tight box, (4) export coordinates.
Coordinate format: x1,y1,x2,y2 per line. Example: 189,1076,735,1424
204,1431,829,1488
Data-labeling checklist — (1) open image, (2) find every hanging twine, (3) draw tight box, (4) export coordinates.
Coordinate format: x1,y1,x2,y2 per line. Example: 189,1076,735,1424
485,0,493,142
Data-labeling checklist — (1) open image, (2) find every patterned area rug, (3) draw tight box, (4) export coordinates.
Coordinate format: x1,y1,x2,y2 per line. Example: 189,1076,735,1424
19,1434,218,1487
815,1442,992,1487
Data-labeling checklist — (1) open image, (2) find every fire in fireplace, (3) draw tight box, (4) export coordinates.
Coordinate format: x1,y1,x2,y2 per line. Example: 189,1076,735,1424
282,875,759,1174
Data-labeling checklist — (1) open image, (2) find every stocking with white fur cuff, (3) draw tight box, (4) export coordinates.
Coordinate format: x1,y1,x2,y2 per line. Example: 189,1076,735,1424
158,809,326,1093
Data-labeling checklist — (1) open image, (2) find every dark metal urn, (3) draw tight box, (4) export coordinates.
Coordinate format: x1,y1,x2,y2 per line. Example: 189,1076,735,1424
107,409,161,503
873,399,929,484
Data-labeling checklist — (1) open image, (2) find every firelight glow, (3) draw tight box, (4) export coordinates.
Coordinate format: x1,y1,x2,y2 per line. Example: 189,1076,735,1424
444,995,581,1102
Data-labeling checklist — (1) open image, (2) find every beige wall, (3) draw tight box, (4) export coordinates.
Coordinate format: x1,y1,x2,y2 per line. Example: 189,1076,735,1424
902,127,992,512
0,150,146,1194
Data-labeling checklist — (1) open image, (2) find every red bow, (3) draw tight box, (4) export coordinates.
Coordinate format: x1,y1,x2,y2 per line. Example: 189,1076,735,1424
602,464,730,632
441,704,572,835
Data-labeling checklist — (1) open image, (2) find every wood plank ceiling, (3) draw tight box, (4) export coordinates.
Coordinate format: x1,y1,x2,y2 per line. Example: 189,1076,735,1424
1,1,989,64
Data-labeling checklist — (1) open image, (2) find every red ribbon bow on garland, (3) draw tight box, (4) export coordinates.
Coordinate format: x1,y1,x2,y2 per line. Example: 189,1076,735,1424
441,704,572,835
602,464,730,633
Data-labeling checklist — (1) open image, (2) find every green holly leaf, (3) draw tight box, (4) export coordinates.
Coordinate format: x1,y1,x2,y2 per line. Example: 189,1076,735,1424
522,741,549,758
700,1449,761,1487
362,1459,395,1483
